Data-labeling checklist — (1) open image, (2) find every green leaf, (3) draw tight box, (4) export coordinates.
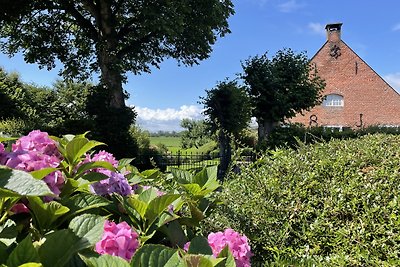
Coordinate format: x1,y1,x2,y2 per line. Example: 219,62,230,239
0,241,8,264
138,188,158,203
75,141,106,163
38,229,81,267
79,172,109,183
28,197,70,231
131,244,178,267
140,169,162,180
0,137,17,142
62,193,111,218
18,263,43,267
187,236,213,255
75,161,115,178
69,214,105,250
7,236,40,267
127,197,148,219
170,168,193,183
118,158,134,169
216,246,236,267
0,219,17,246
0,169,53,197
183,255,217,267
180,184,202,195
30,168,58,180
145,194,180,227
83,254,130,267
66,137,89,164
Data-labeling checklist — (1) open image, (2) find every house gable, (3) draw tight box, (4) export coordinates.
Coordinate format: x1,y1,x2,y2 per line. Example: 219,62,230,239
291,23,400,128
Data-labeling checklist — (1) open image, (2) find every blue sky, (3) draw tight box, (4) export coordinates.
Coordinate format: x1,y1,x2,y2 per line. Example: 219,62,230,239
1,0,400,131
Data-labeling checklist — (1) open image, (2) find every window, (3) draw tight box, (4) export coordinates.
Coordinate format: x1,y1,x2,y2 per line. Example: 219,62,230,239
323,94,344,107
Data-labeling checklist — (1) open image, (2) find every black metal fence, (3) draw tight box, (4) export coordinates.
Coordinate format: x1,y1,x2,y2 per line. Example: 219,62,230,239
135,151,257,171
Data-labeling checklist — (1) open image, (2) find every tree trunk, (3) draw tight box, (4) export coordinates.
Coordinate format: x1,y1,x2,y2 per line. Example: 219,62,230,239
257,119,277,145
98,50,125,109
96,0,125,109
218,131,231,180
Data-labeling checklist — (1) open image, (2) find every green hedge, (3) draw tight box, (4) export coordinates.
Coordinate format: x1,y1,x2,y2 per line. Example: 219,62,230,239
204,134,400,266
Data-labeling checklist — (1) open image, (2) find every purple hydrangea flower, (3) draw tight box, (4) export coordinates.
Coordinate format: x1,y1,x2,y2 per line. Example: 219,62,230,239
91,172,133,196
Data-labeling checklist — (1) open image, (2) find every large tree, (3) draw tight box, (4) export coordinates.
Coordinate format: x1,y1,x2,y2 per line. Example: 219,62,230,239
0,0,234,109
241,48,325,144
200,80,251,178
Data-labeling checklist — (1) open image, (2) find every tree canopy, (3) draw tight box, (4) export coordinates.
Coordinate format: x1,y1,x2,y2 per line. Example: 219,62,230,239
200,80,251,178
241,48,325,144
0,0,234,109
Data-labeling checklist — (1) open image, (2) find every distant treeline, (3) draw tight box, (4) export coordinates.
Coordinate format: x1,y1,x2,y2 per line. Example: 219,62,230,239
149,130,182,137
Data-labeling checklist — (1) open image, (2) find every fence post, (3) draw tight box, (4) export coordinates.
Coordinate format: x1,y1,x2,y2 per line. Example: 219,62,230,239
177,150,181,168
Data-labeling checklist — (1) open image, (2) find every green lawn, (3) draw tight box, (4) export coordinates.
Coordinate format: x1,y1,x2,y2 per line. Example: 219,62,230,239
150,136,217,154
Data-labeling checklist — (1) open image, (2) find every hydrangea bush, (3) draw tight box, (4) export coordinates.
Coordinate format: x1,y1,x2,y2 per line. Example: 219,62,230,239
0,130,251,266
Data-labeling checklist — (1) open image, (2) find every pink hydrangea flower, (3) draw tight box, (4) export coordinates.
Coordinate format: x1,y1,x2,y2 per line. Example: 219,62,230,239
1,131,64,196
208,229,252,267
95,220,140,261
0,143,6,165
12,130,60,158
83,150,118,177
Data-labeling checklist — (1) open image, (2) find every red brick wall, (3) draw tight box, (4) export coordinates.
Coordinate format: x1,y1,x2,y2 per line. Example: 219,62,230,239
290,38,400,128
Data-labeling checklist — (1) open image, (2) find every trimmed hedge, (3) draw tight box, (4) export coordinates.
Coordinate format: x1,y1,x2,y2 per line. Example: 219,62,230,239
204,134,400,266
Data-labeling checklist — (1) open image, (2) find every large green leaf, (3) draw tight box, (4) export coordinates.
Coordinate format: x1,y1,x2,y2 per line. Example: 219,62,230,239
65,137,89,164
216,246,236,267
83,254,130,267
7,236,40,267
127,197,148,219
29,168,58,180
170,168,193,184
75,161,114,178
145,194,180,227
75,141,105,164
183,255,218,267
38,229,81,267
187,236,213,255
0,169,53,197
62,192,111,216
0,219,17,246
180,184,202,195
28,197,70,231
138,188,158,203
140,169,162,180
131,244,178,267
69,214,105,250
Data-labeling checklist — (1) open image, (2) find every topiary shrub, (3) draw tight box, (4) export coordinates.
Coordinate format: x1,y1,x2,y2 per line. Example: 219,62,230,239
203,134,400,266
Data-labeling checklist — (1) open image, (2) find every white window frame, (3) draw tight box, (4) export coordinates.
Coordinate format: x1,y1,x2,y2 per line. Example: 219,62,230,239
323,94,344,107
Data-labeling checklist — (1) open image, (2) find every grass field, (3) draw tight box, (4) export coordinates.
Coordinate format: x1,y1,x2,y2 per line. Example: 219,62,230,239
150,136,217,154
150,136,181,152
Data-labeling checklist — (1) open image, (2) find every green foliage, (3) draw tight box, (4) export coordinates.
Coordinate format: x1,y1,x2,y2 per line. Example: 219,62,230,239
201,80,251,136
180,119,213,149
205,134,400,265
201,79,252,178
241,48,325,143
0,132,229,266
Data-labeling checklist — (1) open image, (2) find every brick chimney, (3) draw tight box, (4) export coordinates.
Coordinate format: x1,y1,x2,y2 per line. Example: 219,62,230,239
325,23,343,43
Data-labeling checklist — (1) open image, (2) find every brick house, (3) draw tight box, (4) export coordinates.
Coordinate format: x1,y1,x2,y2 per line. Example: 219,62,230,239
290,23,400,129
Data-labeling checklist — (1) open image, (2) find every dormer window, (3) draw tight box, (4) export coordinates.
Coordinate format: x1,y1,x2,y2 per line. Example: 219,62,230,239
323,94,344,107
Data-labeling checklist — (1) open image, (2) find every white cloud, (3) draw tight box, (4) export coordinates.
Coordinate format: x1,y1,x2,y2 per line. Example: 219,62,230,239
308,22,326,36
134,105,204,132
384,72,400,93
277,0,304,13
392,23,400,31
